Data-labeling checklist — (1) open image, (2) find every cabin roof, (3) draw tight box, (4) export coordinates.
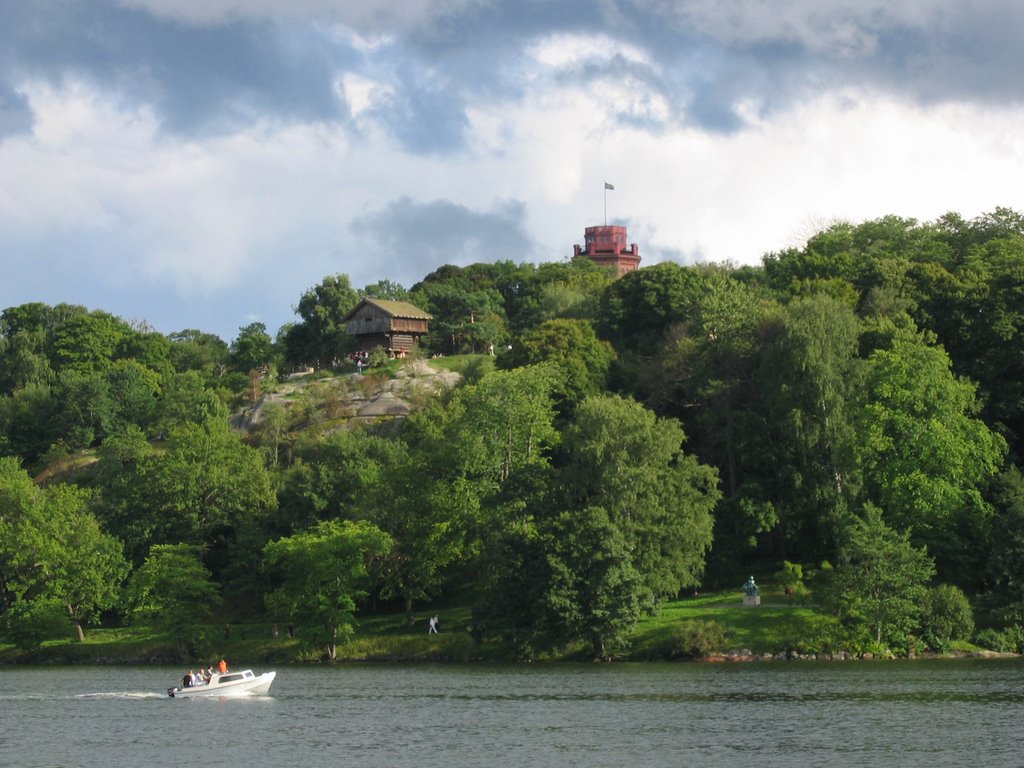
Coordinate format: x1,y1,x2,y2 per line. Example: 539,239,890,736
343,298,433,322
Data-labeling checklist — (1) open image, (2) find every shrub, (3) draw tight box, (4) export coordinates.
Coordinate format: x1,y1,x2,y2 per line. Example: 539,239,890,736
4,597,73,651
920,584,974,652
775,561,810,603
975,626,1024,653
461,355,496,385
673,620,728,658
367,347,391,369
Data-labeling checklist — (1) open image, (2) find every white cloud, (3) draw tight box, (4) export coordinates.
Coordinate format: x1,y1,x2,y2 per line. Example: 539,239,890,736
527,33,653,70
339,73,391,117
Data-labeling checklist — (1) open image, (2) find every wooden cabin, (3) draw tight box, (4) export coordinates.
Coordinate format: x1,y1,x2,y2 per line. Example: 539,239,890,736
343,298,432,356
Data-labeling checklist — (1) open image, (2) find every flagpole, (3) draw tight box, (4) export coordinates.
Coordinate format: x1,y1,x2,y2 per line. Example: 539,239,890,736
604,184,607,226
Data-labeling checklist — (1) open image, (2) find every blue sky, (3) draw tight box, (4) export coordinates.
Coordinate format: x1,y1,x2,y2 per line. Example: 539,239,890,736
2,0,1023,341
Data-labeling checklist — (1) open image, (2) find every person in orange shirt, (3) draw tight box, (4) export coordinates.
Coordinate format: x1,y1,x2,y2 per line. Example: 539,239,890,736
218,659,228,674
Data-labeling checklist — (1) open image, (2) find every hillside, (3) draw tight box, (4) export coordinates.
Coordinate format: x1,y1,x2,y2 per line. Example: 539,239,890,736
231,359,462,436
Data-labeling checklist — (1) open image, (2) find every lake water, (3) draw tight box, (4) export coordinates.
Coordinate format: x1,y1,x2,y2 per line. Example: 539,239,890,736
1,659,1022,767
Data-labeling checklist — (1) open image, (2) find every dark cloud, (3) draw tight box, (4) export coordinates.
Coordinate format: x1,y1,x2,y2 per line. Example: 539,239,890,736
349,197,535,281
0,82,32,138
4,0,1024,147
0,0,353,135
364,61,470,154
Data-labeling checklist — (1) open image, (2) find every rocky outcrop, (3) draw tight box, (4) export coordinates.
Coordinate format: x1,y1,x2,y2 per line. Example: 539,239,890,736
232,360,460,435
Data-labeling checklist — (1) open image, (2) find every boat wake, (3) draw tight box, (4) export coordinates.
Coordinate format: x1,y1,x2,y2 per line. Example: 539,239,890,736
76,691,166,700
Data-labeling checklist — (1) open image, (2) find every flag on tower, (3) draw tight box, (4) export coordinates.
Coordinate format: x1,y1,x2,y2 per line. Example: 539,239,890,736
604,182,615,190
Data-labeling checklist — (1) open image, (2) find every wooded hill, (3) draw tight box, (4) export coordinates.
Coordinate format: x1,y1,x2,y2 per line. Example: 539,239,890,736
3,208,1024,660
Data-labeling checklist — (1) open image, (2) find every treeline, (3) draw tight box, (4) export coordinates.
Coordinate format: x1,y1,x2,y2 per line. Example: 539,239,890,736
3,208,1024,659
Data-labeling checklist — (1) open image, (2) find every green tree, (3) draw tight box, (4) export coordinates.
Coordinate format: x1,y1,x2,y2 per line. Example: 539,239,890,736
651,273,782,569
0,382,59,464
500,319,615,409
986,467,1024,617
597,262,709,354
263,519,391,660
94,426,158,564
167,329,229,376
143,420,276,582
0,458,128,640
361,279,409,301
776,561,810,603
289,274,361,368
49,311,133,375
123,543,220,655
557,395,719,602
413,281,508,355
231,322,276,374
822,505,935,650
760,294,861,560
856,333,1005,580
151,370,229,438
3,597,72,651
447,365,560,485
544,505,643,659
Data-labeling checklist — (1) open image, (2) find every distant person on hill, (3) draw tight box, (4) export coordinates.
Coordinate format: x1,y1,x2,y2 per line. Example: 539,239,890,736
428,616,438,634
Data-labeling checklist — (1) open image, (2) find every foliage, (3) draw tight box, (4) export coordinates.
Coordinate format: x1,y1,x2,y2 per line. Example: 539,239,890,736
974,626,1024,654
366,346,391,368
856,331,1005,579
820,505,935,649
3,597,73,651
447,365,560,485
760,293,861,561
231,322,276,373
263,519,391,660
122,543,220,654
597,262,710,354
0,458,128,639
557,394,719,601
673,619,729,658
919,584,974,652
8,208,1024,652
775,561,810,603
284,274,360,368
500,318,615,409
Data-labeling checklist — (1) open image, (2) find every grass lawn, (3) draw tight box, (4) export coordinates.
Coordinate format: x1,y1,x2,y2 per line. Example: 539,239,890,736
628,589,834,659
0,591,837,664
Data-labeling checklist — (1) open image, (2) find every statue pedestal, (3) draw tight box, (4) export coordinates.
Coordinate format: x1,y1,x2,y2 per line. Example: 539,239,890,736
743,594,761,607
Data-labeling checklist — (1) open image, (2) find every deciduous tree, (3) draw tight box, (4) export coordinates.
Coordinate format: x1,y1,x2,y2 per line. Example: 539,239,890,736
263,519,391,660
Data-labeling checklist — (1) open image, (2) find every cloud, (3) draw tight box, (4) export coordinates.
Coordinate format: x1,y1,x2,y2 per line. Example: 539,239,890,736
6,0,1024,148
0,1,353,137
0,82,32,138
350,197,535,283
3,0,1024,342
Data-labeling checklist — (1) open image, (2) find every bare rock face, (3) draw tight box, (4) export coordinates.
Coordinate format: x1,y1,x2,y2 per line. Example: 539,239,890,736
231,360,461,436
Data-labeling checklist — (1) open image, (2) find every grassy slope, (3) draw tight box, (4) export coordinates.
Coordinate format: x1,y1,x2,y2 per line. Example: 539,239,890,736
0,589,839,664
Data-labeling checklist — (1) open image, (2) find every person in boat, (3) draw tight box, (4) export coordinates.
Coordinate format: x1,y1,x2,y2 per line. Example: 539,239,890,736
182,670,194,688
218,659,229,674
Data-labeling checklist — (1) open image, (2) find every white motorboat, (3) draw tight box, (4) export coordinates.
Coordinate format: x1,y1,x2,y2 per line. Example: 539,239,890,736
167,669,276,698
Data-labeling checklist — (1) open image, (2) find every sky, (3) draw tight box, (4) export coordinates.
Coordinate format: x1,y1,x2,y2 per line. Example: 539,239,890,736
2,0,1024,342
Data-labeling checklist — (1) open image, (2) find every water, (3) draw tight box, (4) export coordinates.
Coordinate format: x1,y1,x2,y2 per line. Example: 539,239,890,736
1,660,1022,768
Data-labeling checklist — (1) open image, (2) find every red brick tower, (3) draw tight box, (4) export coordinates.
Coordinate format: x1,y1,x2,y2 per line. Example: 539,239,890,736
573,225,641,276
